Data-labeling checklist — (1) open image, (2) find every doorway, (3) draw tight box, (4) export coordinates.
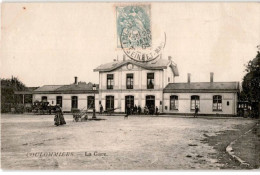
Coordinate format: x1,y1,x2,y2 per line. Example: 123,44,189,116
125,95,134,113
146,95,155,113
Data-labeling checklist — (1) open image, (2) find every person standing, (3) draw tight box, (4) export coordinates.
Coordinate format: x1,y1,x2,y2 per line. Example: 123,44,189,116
125,104,131,118
155,106,159,115
137,105,141,115
194,105,199,118
134,105,137,115
100,104,103,114
54,104,66,126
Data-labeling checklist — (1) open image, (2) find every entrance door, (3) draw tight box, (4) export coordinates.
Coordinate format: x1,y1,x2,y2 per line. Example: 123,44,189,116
125,95,134,113
146,95,155,113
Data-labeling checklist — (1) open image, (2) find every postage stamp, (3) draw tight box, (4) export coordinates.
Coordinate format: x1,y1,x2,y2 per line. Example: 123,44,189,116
116,4,166,62
116,4,151,49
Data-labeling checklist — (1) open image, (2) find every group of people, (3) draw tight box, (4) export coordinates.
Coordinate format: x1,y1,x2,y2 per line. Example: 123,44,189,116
53,104,199,126
126,105,159,116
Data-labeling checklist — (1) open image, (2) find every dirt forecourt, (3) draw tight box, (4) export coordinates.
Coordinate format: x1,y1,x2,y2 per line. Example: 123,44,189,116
1,114,259,170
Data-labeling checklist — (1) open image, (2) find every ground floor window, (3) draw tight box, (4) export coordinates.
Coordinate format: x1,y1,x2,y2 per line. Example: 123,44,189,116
71,96,78,109
106,96,114,110
87,96,95,109
191,95,200,110
213,95,222,111
170,95,178,110
56,96,62,107
41,96,47,102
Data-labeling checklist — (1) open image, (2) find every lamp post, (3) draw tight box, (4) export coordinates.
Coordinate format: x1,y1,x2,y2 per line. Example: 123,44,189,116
92,84,96,119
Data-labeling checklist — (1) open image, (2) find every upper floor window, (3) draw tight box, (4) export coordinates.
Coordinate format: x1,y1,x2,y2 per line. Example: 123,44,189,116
170,95,178,110
87,96,95,109
107,74,114,89
147,73,154,89
213,95,222,111
126,73,134,89
191,95,200,110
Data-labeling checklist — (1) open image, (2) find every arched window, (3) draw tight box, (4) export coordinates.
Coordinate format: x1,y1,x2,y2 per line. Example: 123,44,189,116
213,95,222,111
170,95,178,110
191,95,200,110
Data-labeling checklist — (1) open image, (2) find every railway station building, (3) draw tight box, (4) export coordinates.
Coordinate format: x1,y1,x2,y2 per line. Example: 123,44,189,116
33,55,239,115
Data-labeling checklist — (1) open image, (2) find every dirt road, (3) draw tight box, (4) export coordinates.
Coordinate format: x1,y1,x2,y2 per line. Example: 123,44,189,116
1,114,257,170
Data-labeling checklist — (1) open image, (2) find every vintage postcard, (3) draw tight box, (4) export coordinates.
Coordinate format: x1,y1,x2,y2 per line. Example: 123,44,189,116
1,1,260,170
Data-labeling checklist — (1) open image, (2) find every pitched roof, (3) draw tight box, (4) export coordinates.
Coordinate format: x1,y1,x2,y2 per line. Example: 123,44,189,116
33,83,99,94
34,85,63,92
94,59,179,76
164,82,239,93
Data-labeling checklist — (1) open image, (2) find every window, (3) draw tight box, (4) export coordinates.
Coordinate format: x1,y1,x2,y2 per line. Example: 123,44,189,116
213,95,222,111
191,95,200,110
168,77,170,82
170,95,178,110
87,96,95,109
71,96,78,109
147,73,154,89
126,74,134,89
56,96,62,107
107,74,114,89
106,96,114,110
41,96,47,102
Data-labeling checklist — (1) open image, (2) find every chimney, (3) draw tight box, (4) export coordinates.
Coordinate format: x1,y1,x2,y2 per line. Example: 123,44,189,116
168,56,172,61
187,73,191,83
123,54,126,61
74,76,78,85
210,72,214,83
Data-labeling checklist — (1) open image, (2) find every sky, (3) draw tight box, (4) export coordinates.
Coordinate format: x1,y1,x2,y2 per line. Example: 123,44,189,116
1,2,260,87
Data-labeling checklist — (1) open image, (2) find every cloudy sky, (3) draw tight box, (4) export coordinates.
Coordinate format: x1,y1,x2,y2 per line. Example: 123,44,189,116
1,2,259,87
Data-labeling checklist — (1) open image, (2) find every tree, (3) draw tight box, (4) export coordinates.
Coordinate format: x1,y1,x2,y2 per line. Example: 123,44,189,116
241,47,260,117
1,76,28,112
242,50,260,102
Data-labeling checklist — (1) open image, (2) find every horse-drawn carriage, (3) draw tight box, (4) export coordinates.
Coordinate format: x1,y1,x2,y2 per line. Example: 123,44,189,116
32,100,56,115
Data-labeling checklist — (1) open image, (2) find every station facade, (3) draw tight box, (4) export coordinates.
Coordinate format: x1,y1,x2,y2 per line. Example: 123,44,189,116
33,56,239,115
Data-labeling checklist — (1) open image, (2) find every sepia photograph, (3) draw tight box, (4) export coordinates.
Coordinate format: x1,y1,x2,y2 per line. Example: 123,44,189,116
0,1,260,171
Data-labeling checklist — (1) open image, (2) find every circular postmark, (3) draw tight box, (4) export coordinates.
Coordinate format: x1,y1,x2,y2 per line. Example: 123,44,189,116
120,29,166,62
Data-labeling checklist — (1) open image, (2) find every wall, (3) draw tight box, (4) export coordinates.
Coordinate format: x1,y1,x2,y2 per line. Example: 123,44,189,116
97,63,176,113
98,90,163,113
163,92,237,115
99,64,166,90
33,93,98,112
